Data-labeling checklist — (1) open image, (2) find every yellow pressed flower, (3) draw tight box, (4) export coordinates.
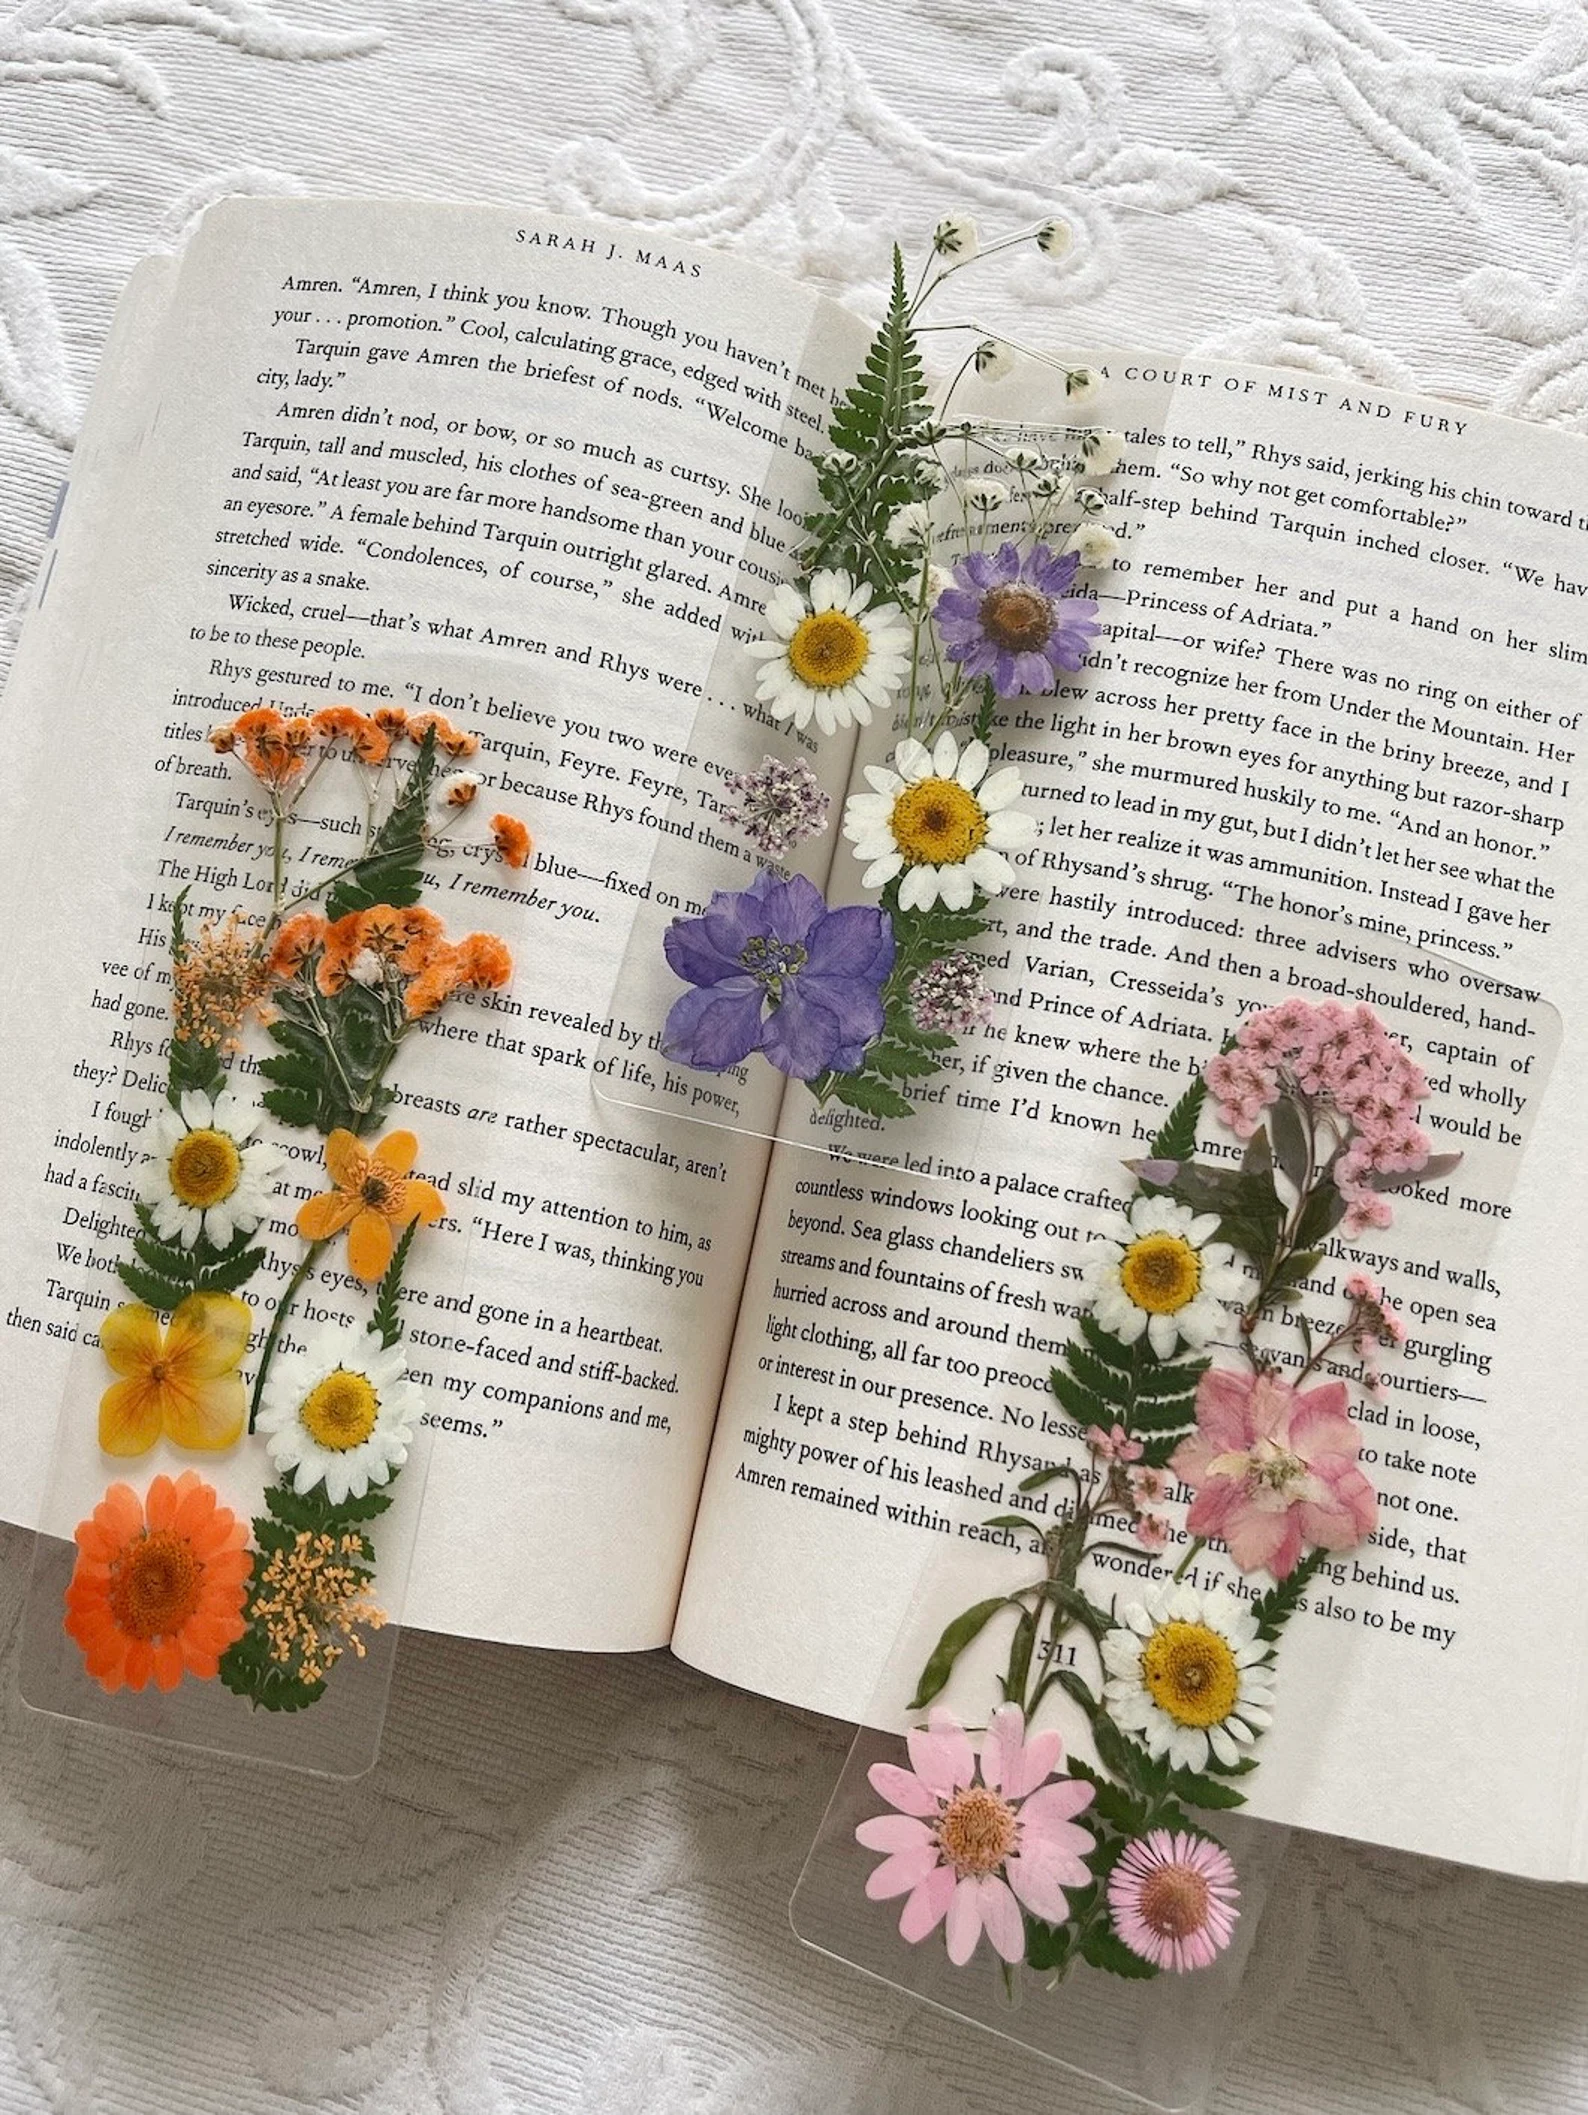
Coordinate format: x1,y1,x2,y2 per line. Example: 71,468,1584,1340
98,1294,252,1456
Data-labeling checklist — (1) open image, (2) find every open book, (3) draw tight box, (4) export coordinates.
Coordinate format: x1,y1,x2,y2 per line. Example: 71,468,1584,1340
3,199,1585,1883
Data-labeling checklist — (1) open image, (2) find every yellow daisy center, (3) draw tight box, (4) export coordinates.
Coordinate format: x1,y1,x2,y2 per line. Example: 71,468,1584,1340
890,778,988,867
300,1369,380,1452
1140,1621,1241,1729
788,609,870,689
1119,1232,1200,1314
109,1530,203,1640
1139,1863,1212,1940
168,1128,241,1210
935,1785,1019,1876
979,583,1053,654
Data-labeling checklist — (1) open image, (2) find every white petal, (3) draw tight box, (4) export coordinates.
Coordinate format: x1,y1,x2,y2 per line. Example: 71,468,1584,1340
985,809,1038,852
964,847,1017,894
809,569,845,612
931,730,959,778
938,864,976,911
899,865,938,911
894,739,933,782
178,1090,215,1129
955,738,990,790
977,765,1025,812
862,765,905,797
861,855,903,889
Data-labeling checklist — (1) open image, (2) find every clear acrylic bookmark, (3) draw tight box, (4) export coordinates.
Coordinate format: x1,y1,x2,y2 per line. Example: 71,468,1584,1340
784,910,1555,2112
15,1236,452,1777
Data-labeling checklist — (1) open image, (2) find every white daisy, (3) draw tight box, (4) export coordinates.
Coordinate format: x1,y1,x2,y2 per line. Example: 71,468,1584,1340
255,1321,423,1504
140,1088,282,1251
745,570,911,738
1101,1581,1276,1772
841,731,1038,913
1083,1195,1243,1358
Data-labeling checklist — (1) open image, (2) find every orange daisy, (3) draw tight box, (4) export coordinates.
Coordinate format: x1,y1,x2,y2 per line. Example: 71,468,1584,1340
98,1294,253,1456
65,1472,252,1693
296,1129,447,1281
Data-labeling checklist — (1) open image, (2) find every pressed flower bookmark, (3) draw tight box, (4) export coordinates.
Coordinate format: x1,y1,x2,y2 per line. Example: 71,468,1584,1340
19,702,533,1771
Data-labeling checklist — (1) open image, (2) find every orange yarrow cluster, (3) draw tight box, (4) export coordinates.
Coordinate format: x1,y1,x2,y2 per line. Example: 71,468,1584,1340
269,903,512,1018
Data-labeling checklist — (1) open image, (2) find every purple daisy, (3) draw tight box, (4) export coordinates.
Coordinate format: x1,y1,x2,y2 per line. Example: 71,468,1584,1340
662,870,894,1080
933,540,1100,696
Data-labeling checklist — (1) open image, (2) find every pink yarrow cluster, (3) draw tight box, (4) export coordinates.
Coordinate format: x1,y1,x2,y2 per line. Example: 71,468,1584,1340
1205,999,1430,1233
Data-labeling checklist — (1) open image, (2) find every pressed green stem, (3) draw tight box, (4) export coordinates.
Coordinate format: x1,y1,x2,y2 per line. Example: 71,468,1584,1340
248,1240,326,1431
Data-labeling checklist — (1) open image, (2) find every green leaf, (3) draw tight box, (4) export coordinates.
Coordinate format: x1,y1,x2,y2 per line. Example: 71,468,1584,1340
1052,1667,1101,1718
372,1220,419,1348
1293,1179,1349,1249
908,1595,1013,1710
1250,1546,1329,1641
263,1478,395,1535
1065,1342,1130,1410
865,1041,944,1082
169,1032,226,1103
1268,1096,1311,1190
115,1261,189,1311
981,1515,1046,1539
1066,1757,1147,1834
1022,1912,1076,1974
192,1242,267,1297
1046,1368,1112,1431
827,1070,915,1120
1002,1605,1037,1706
1078,1924,1160,1979
325,727,438,919
1164,1764,1248,1811
1149,1073,1207,1163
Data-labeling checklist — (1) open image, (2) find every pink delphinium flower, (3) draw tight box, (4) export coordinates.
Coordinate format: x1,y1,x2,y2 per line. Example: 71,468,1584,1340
1171,1366,1376,1578
1107,1829,1239,1973
857,1704,1095,1966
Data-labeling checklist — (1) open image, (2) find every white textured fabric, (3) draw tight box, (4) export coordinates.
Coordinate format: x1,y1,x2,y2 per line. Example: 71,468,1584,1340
2,4,1588,2110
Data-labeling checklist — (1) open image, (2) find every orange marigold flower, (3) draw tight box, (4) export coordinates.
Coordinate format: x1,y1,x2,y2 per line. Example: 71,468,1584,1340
268,912,327,978
491,813,533,869
403,945,466,1018
64,1471,252,1693
296,1129,447,1281
457,933,513,990
209,726,238,754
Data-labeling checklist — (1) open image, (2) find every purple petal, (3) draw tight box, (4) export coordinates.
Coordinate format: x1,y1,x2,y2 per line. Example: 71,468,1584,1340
1028,544,1080,595
932,589,985,626
802,904,895,982
1013,650,1058,694
760,982,848,1078
664,913,751,988
662,980,765,1070
754,871,828,947
1050,601,1101,668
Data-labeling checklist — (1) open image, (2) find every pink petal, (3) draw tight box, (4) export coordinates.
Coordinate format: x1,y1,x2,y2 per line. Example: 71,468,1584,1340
899,1862,957,1944
945,1876,986,1966
978,1876,1025,1964
1287,1381,1358,1462
867,1761,939,1817
907,1714,975,1798
1018,1778,1096,1831
1006,1726,1064,1801
1192,1369,1257,1451
855,1814,934,1854
1184,1478,1243,1540
980,1703,1024,1793
865,1844,944,1900
1007,1836,1092,1923
1300,1464,1376,1547
1245,1371,1296,1443
1226,1500,1302,1576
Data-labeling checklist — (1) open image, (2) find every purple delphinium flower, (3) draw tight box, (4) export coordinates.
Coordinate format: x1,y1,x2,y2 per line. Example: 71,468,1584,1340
663,870,894,1080
933,541,1100,697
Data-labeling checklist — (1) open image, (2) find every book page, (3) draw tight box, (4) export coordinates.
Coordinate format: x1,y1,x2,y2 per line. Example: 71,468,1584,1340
674,357,1588,1876
0,201,869,1651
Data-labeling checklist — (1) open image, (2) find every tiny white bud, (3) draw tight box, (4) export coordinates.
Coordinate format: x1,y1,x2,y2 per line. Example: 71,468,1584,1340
927,564,958,601
436,770,482,810
913,457,947,492
932,215,978,260
1080,429,1125,477
1064,368,1099,404
348,947,384,987
960,477,1011,513
886,502,934,548
1003,444,1042,470
1069,522,1120,566
1035,218,1074,258
1076,485,1108,516
973,337,1015,381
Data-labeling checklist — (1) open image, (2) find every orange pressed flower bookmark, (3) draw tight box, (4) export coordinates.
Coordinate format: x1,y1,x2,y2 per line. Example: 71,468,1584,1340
296,1129,447,1282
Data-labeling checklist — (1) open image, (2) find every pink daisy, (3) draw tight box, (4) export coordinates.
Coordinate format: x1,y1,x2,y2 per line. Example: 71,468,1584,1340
857,1704,1095,1966
1108,1829,1239,1972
